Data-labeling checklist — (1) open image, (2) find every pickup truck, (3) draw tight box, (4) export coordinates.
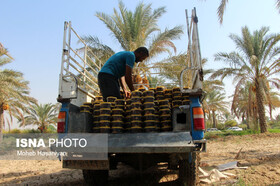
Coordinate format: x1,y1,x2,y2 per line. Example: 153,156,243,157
56,8,206,186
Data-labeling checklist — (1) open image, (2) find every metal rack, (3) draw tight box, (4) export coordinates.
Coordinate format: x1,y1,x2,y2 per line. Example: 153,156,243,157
58,21,101,102
133,8,204,91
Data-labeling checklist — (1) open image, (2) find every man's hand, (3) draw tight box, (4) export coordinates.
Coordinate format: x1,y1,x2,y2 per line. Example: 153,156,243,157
124,90,131,99
120,76,131,99
125,65,135,92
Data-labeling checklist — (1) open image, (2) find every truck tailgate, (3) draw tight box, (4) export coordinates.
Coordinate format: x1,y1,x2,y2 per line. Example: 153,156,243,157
108,132,195,153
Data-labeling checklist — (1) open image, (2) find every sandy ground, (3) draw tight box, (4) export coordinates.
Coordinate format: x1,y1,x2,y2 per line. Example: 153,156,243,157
0,133,280,185
200,133,280,185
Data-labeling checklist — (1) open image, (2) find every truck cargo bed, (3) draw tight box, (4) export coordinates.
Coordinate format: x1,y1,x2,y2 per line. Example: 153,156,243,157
108,132,195,153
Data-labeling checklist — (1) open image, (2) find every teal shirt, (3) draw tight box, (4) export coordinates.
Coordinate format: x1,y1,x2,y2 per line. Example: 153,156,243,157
99,51,135,79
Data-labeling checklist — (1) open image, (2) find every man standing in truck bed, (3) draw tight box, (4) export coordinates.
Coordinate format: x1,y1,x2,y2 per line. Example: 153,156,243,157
98,47,149,101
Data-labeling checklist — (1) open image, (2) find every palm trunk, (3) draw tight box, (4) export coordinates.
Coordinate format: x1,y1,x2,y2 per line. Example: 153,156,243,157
253,105,259,131
245,112,250,129
255,80,268,133
212,110,216,128
8,120,11,132
0,108,4,143
208,112,211,124
269,105,273,121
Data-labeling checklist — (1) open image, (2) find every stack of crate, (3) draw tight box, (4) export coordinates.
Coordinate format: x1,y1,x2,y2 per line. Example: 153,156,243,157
172,87,182,108
92,96,103,133
124,99,132,132
99,102,111,133
111,99,125,133
89,86,190,133
158,99,171,131
130,90,143,133
143,90,157,132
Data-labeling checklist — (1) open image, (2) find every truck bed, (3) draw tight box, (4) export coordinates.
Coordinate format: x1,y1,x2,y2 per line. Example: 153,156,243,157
108,132,195,153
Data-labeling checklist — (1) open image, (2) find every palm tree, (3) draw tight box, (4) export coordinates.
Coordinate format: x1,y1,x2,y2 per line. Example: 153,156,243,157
211,26,280,133
18,103,60,133
156,54,226,92
147,76,165,88
0,43,36,136
231,81,257,129
204,90,229,128
155,53,190,85
264,90,280,120
155,54,214,88
95,1,183,54
232,79,280,129
216,0,280,24
203,75,225,94
83,1,183,84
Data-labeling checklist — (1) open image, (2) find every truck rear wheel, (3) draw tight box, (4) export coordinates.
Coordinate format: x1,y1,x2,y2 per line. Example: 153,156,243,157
82,170,108,186
178,152,200,186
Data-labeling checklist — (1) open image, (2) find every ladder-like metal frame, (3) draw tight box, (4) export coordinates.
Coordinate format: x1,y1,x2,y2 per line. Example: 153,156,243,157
180,8,203,93
58,8,203,102
132,8,203,92
59,21,101,101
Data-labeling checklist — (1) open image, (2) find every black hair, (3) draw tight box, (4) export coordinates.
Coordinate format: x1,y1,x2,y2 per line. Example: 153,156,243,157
134,47,149,57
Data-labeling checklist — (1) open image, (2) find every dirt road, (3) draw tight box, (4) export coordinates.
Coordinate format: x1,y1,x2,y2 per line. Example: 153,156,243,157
1,133,280,185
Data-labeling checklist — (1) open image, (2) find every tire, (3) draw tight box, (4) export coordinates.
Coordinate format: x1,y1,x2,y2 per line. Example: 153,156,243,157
178,152,200,186
82,170,109,186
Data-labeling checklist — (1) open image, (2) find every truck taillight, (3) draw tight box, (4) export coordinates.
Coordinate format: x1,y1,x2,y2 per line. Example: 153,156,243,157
193,107,205,130
57,112,66,133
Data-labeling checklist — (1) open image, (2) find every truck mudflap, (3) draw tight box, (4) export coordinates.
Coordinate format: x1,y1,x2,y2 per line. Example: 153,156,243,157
107,131,196,153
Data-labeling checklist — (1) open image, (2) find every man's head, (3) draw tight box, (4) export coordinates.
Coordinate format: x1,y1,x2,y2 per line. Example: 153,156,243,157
134,47,149,63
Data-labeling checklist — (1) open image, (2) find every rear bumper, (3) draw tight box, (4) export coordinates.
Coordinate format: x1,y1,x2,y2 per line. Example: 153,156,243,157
59,132,207,170
52,132,207,162
107,132,197,153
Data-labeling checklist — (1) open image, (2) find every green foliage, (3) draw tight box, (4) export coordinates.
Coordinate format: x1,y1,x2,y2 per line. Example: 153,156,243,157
204,132,220,140
46,125,57,133
268,121,280,129
205,121,213,129
155,53,188,84
204,129,261,140
238,124,247,130
216,123,225,130
18,103,59,133
275,114,280,122
147,76,165,88
21,129,40,133
3,127,56,133
84,1,184,79
224,119,238,128
88,1,183,59
204,90,229,128
0,44,37,135
268,128,280,133
212,26,280,133
8,129,21,133
3,128,41,133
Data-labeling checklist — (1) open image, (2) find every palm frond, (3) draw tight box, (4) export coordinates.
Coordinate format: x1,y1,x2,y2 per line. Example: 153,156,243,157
276,0,280,13
217,0,229,24
148,26,183,58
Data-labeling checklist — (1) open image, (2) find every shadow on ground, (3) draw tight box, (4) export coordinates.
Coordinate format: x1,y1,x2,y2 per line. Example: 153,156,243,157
1,163,180,186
